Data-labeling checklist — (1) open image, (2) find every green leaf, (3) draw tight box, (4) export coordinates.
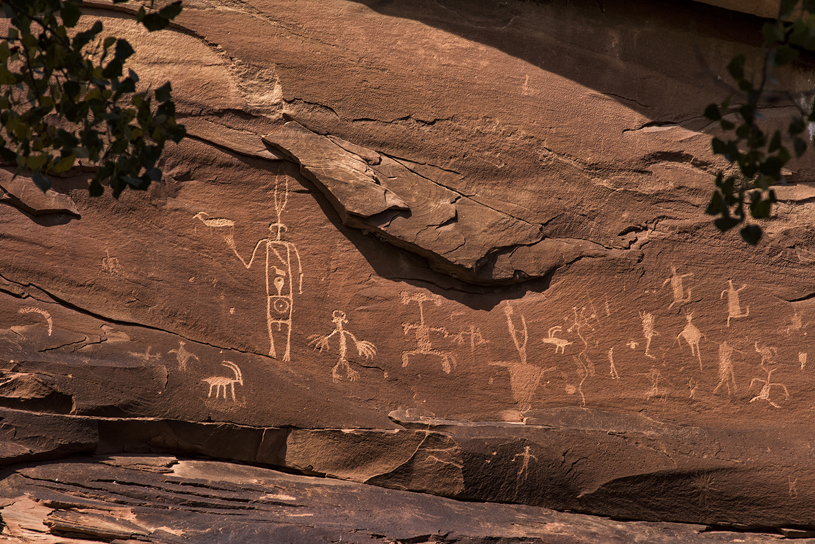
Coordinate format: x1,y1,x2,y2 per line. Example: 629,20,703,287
750,197,773,219
155,81,172,102
790,117,807,135
0,65,16,85
60,2,82,28
115,39,134,61
762,22,785,44
714,215,740,232
103,36,116,50
141,13,171,31
768,130,782,153
780,0,799,16
794,136,807,157
774,45,799,66
727,55,746,81
720,119,735,130
31,173,51,192
740,224,762,245
158,1,183,20
0,41,9,63
711,137,728,156
704,103,721,121
706,190,724,215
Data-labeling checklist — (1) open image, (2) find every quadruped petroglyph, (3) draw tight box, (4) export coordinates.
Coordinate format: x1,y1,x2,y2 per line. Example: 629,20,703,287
663,265,692,309
196,176,303,361
18,307,52,336
203,361,244,402
490,301,555,412
309,310,376,382
401,291,456,373
542,325,572,354
721,280,749,327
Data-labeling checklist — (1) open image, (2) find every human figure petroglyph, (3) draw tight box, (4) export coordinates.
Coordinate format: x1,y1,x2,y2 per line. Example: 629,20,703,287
675,312,705,370
195,177,303,361
627,339,639,350
608,346,620,379
490,301,555,412
450,324,488,353
128,346,162,363
688,378,699,399
645,367,669,401
721,280,749,327
662,265,693,310
754,341,778,371
800,352,808,370
749,368,789,408
512,445,538,482
713,341,738,396
789,476,799,499
781,309,810,336
309,310,376,383
168,340,200,371
639,311,658,359
542,325,572,354
18,307,52,336
101,249,122,275
202,361,243,402
401,291,456,373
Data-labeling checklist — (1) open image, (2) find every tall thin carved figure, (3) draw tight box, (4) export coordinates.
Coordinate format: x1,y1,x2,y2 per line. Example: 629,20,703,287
197,176,303,361
309,310,376,382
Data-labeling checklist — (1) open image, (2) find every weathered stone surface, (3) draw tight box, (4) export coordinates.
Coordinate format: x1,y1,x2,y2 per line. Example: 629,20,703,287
4,0,815,535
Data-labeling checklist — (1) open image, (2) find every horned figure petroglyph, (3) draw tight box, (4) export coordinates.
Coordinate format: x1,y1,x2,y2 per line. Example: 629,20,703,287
662,265,692,310
195,176,303,361
675,312,705,370
18,307,52,336
401,291,456,373
713,341,738,396
639,311,658,359
542,325,572,354
490,301,555,412
309,310,377,382
749,368,789,408
168,340,200,371
721,280,749,327
202,361,243,402
754,341,778,371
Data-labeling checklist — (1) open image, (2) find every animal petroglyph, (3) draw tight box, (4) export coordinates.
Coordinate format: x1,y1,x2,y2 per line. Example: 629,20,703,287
662,265,692,309
542,326,572,354
401,291,456,373
18,307,52,336
128,346,162,363
101,249,122,275
203,361,243,402
639,311,658,359
754,341,778,371
749,368,789,408
309,310,376,383
512,445,538,482
713,342,738,396
675,312,705,370
721,280,749,327
490,302,554,412
169,341,200,371
608,346,620,379
196,176,303,361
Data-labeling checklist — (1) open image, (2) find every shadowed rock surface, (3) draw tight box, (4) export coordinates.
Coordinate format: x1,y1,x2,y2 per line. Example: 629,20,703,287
3,0,815,540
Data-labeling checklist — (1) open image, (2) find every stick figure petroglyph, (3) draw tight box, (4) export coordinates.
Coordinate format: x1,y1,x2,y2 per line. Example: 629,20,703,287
401,291,456,373
749,368,789,408
168,341,200,371
128,346,162,363
196,177,303,362
490,302,555,412
789,476,799,498
512,445,538,482
639,311,658,359
202,361,243,402
662,265,692,310
101,249,122,275
542,326,572,354
608,346,620,379
675,312,705,370
18,307,52,336
309,310,376,383
713,342,739,396
645,367,669,401
450,324,488,353
721,280,749,327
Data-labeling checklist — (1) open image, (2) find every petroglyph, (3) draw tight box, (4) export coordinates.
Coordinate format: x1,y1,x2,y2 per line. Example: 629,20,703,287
572,355,591,406
512,445,538,482
800,352,808,370
692,473,717,508
754,341,778,371
675,312,705,370
401,291,456,373
490,301,554,412
781,309,810,336
789,476,799,498
542,326,572,354
749,368,789,408
203,361,243,402
639,311,658,359
309,310,376,382
128,346,162,363
688,378,699,399
101,249,122,275
450,325,488,352
101,325,129,343
662,265,692,309
627,339,639,350
713,342,738,396
18,307,52,336
196,176,303,361
608,346,620,379
645,367,669,401
169,341,200,371
721,280,749,327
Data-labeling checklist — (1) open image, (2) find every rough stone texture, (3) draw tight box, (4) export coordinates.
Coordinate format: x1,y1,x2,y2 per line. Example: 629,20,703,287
4,0,815,538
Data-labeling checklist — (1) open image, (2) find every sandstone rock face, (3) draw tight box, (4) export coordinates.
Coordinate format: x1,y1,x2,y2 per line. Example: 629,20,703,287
3,0,815,539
